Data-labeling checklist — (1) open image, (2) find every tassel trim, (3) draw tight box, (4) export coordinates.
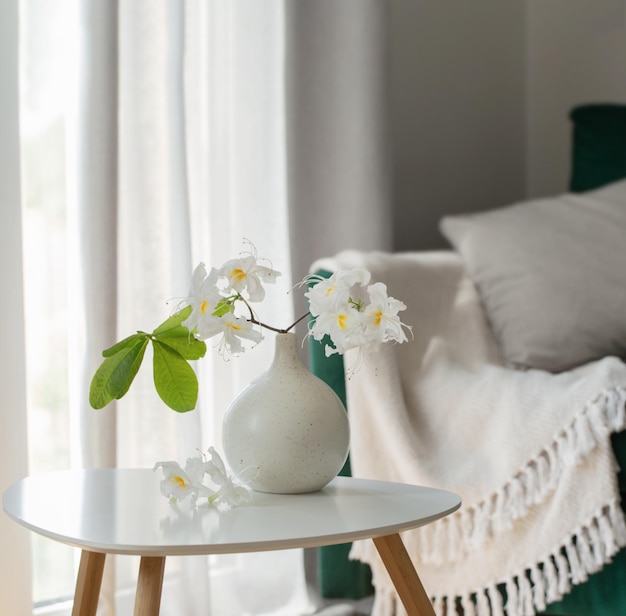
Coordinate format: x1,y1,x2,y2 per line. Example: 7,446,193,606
416,387,626,564
366,501,626,616
351,385,626,615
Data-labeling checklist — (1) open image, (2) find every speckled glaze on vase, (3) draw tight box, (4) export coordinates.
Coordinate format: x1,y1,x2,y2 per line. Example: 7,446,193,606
221,332,350,494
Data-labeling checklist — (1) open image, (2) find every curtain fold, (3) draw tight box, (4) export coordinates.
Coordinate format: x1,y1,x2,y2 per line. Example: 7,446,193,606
0,0,33,612
71,0,119,473
285,0,393,284
69,2,120,613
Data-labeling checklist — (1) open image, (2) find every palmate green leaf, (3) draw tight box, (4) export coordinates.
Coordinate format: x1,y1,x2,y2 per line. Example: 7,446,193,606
152,340,198,412
89,336,150,409
90,307,204,412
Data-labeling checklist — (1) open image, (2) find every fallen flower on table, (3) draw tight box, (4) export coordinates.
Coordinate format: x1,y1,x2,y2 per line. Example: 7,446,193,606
154,447,252,509
204,447,254,508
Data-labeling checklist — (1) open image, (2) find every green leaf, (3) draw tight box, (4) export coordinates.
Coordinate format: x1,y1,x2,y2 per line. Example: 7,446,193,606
152,340,198,412
102,333,144,357
212,299,233,318
89,337,149,409
152,306,193,336
150,306,206,360
157,334,207,360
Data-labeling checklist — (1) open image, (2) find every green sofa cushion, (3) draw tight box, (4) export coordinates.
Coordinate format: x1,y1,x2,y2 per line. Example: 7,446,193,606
569,104,626,193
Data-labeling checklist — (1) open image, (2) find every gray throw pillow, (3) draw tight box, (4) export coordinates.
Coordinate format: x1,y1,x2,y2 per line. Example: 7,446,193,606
439,180,626,372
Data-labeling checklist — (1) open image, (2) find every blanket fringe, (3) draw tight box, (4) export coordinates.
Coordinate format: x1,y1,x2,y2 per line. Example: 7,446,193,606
417,387,626,564
356,387,626,615
381,502,626,616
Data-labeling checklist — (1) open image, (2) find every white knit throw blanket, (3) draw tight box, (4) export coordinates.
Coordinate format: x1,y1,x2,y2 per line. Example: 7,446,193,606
312,250,626,616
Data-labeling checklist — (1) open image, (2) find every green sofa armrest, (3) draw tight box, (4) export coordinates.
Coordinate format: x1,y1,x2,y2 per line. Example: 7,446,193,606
309,270,373,600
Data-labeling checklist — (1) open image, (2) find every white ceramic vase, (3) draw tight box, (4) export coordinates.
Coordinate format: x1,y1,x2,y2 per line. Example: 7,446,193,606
221,332,350,494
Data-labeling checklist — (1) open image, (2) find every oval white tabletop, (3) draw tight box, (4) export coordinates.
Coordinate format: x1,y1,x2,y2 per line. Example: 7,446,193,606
3,469,461,557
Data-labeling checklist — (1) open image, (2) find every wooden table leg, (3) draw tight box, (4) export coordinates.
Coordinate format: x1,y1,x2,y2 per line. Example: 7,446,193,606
72,550,106,616
134,556,166,616
373,533,435,616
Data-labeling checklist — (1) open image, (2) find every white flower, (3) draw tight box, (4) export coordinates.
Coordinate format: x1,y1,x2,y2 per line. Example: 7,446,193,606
219,255,280,302
305,268,370,317
206,312,263,356
309,303,365,356
184,455,209,486
203,446,229,485
183,271,264,353
155,448,252,510
181,263,223,334
210,479,253,508
306,274,409,358
204,447,253,508
177,246,282,356
361,282,409,351
153,460,212,505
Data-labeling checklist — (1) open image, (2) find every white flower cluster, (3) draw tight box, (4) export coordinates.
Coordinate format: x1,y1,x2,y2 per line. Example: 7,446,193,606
154,447,252,509
305,269,409,357
181,245,281,356
180,242,409,358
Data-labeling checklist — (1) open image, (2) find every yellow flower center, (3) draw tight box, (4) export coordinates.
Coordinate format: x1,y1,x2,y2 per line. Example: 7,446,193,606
373,310,383,325
200,300,209,315
325,285,336,297
226,322,242,331
337,314,347,329
173,475,187,488
230,268,247,282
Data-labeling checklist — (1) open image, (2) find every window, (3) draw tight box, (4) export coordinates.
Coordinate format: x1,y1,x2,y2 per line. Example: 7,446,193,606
20,0,80,610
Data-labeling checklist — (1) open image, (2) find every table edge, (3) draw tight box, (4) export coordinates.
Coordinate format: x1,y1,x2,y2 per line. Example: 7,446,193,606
3,470,462,556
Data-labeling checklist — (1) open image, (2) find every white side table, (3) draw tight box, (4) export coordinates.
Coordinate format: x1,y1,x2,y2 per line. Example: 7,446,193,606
3,469,461,616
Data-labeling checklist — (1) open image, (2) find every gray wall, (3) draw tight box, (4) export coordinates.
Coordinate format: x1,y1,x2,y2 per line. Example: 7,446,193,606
390,0,626,251
390,0,526,251
526,0,626,197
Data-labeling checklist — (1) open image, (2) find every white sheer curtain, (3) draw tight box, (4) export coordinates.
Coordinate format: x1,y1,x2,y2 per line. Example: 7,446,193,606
72,2,306,614
2,0,392,613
